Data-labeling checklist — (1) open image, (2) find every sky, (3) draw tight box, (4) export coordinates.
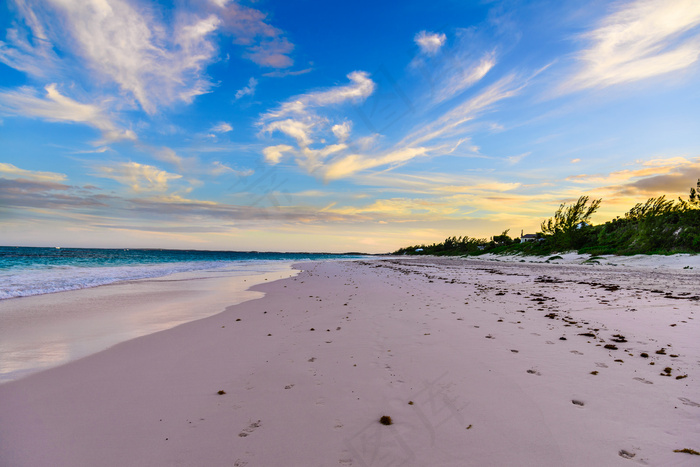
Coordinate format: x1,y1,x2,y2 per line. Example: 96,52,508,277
0,0,699,253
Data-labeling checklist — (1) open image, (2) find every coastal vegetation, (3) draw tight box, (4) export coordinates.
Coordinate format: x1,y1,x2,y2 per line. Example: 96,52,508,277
394,180,700,256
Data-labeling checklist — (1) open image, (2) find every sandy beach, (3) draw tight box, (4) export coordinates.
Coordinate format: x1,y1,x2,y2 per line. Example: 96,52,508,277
1,256,699,466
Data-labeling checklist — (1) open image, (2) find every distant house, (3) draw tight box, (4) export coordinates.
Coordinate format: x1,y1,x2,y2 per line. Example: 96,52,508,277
520,234,538,242
415,248,424,252
477,245,486,250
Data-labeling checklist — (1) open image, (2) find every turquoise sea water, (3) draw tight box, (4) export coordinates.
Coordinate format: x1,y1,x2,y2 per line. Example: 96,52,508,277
0,246,362,300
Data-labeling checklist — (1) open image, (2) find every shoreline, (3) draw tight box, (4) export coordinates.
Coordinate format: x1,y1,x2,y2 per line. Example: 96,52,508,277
0,262,298,383
1,257,698,466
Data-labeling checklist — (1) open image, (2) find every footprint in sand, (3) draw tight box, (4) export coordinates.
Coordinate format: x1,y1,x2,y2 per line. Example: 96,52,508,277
618,450,636,459
595,362,609,368
633,377,653,385
238,420,261,437
570,350,584,355
678,397,700,407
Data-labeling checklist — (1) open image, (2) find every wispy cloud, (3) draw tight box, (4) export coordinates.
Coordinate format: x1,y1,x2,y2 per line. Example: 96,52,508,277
1,0,222,113
0,163,67,182
0,178,113,212
209,122,234,133
411,26,497,104
260,71,375,122
0,84,136,143
432,51,496,103
1,0,295,116
562,0,700,92
258,69,523,181
262,68,313,78
235,77,258,99
92,161,182,192
321,147,431,181
216,0,295,68
402,74,523,147
414,31,446,55
566,156,700,198
0,0,58,78
150,146,251,178
506,152,530,165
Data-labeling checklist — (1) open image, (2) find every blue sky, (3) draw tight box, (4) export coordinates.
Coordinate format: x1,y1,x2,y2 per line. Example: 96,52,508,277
1,0,699,253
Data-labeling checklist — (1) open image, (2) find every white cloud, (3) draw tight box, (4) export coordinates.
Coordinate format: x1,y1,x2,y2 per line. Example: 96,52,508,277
506,152,530,165
235,77,258,99
256,72,383,178
263,119,314,147
1,0,224,114
152,147,192,171
262,144,295,164
331,121,352,142
150,145,249,179
0,0,58,78
415,31,446,55
261,71,375,122
563,0,700,92
433,51,496,103
92,161,181,192
210,122,233,133
257,69,520,181
0,84,136,143
258,71,374,154
321,147,431,181
209,161,253,177
0,163,67,182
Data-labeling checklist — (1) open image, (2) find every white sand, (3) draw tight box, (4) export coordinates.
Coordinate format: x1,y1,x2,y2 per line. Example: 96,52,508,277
0,256,698,466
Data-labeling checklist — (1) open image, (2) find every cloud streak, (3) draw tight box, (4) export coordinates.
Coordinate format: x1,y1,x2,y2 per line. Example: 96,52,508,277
0,84,136,143
92,162,182,192
563,0,700,92
402,74,522,147
235,77,258,99
0,163,67,182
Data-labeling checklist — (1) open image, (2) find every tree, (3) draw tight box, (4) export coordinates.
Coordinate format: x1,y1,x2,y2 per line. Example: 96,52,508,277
492,229,513,245
689,179,700,208
624,196,676,221
540,196,602,249
541,196,602,235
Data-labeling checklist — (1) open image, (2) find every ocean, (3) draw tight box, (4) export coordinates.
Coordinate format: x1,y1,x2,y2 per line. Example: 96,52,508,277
0,246,361,300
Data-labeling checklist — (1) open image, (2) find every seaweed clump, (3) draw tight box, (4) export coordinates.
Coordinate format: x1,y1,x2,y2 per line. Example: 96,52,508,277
379,415,393,426
674,448,700,455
